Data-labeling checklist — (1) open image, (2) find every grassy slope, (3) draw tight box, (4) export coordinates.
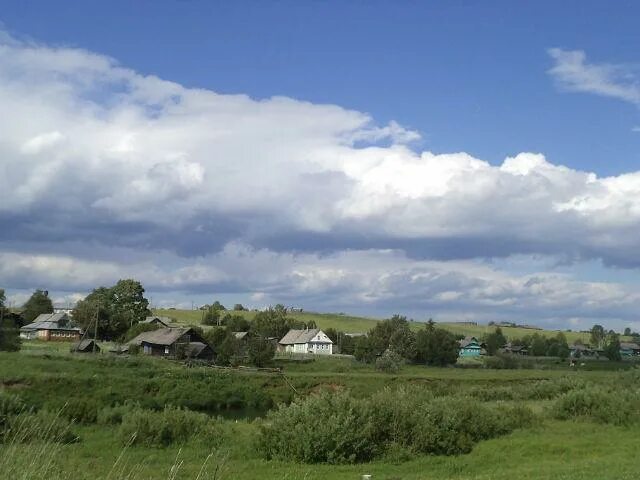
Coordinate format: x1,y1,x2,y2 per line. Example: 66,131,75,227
154,308,603,343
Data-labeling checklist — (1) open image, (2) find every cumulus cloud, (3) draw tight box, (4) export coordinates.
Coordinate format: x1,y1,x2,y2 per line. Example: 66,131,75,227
548,48,640,105
2,33,640,328
2,245,640,328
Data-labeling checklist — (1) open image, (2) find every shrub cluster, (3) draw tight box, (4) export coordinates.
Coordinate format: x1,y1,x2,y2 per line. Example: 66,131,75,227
257,388,537,464
119,406,222,447
551,386,640,425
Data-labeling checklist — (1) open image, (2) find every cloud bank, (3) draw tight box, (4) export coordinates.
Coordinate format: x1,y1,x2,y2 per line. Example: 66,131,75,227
2,35,640,328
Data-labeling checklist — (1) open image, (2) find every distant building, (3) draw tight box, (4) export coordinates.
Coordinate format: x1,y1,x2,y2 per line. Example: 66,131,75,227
19,313,82,341
278,328,333,355
619,342,640,357
503,342,528,355
128,327,214,360
71,339,100,353
142,316,173,328
458,336,483,357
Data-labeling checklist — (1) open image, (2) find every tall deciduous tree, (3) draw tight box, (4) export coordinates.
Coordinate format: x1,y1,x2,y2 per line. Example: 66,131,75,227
603,333,621,361
72,280,150,341
22,289,53,323
247,335,275,367
414,321,459,366
483,327,507,355
590,324,606,349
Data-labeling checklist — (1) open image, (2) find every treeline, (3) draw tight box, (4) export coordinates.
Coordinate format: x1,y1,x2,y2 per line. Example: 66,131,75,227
352,315,459,369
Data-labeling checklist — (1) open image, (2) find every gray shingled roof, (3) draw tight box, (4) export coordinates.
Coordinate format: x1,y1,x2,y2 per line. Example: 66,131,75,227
142,316,172,325
459,336,480,348
20,313,82,332
233,331,249,340
72,339,99,352
129,327,192,346
279,329,332,345
620,342,640,350
185,342,209,357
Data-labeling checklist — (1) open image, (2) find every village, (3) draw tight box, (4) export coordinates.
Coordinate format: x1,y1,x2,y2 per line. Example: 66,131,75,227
16,308,640,365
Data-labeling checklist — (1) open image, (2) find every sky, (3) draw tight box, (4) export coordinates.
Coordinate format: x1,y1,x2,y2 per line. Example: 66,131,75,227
1,1,640,330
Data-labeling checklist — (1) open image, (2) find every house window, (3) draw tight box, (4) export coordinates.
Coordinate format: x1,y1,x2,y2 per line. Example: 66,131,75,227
164,346,169,355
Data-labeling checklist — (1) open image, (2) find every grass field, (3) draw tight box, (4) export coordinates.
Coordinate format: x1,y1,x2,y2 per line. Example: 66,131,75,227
2,342,640,479
153,308,611,344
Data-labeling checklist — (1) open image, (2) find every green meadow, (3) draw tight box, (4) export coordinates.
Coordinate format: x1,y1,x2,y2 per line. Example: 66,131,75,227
2,341,640,479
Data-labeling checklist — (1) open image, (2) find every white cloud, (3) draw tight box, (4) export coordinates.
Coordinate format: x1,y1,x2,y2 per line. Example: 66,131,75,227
3,33,640,329
548,48,640,105
1,245,639,327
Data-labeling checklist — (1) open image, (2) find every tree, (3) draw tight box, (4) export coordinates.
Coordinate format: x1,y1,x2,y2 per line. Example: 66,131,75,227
233,303,246,311
211,300,226,311
366,315,416,362
110,279,150,329
603,333,621,361
247,336,275,367
202,307,221,326
547,332,569,360
216,332,241,366
0,315,21,352
414,322,459,366
528,334,548,357
221,314,251,332
483,327,507,355
354,336,376,363
72,280,150,341
251,306,299,339
624,327,632,336
0,288,5,312
375,349,403,373
590,324,606,349
22,290,53,323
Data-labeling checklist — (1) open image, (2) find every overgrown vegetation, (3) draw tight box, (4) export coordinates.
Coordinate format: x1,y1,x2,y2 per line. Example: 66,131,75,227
258,388,538,464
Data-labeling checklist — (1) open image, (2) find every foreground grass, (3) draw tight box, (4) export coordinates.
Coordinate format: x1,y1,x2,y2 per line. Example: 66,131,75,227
3,349,640,479
6,420,638,480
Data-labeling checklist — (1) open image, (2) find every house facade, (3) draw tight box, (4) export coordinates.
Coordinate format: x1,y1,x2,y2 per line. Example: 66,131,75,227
129,327,214,360
278,329,333,355
19,313,82,341
619,342,640,357
458,336,483,357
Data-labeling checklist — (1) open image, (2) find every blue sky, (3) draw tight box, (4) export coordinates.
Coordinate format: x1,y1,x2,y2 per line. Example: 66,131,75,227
3,0,639,174
2,1,640,329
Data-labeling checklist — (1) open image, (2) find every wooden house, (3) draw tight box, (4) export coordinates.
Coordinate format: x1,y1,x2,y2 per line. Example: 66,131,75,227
278,329,333,355
128,327,214,360
458,336,483,357
19,313,82,341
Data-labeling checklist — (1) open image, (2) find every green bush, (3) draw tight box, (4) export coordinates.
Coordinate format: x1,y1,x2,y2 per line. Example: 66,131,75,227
119,406,222,447
59,398,99,425
552,387,640,425
375,349,403,373
257,388,537,464
97,401,141,426
258,391,378,464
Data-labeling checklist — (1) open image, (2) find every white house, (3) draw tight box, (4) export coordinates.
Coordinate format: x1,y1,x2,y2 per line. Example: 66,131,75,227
278,328,333,355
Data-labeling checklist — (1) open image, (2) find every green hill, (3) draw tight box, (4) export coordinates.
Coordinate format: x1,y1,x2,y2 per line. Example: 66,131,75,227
152,308,602,344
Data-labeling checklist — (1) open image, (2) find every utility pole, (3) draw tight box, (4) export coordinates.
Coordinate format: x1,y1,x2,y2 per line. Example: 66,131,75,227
93,305,99,354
